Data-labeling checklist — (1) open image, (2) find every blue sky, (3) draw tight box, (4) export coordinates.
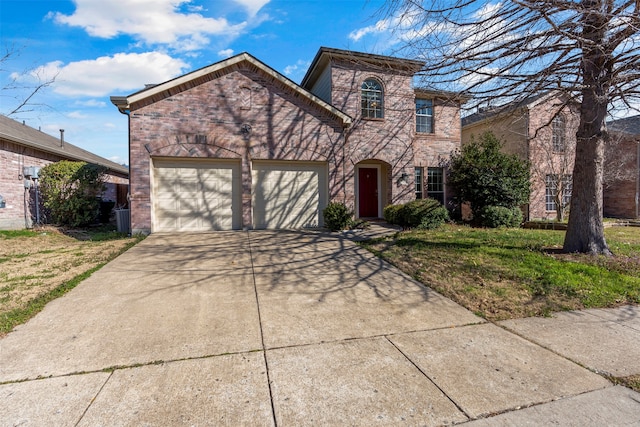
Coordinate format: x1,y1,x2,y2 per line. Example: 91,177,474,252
0,0,397,165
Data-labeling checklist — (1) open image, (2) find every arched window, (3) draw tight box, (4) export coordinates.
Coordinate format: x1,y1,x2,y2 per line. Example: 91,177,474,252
552,115,566,152
361,79,383,119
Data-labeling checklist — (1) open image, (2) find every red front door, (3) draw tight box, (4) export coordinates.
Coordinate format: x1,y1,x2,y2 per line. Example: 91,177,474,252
358,167,378,217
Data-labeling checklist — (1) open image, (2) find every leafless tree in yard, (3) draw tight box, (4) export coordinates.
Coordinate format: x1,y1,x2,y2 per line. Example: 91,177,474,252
382,0,639,254
1,46,57,116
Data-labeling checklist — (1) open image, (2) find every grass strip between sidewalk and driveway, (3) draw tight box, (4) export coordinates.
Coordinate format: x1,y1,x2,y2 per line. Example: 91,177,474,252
361,224,640,321
0,226,144,336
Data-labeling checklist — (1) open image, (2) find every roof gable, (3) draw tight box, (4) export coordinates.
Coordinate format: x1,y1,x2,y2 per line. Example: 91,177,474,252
0,115,129,175
301,47,425,90
111,52,351,127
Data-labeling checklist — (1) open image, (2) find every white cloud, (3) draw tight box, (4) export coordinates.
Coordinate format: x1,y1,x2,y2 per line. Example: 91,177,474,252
283,59,311,76
234,0,270,16
109,155,128,165
67,110,89,119
349,19,391,42
50,0,248,52
74,99,107,108
31,52,189,97
218,49,235,58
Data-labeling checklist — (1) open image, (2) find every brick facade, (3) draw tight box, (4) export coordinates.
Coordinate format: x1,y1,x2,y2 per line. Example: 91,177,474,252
114,49,467,233
603,132,640,218
309,51,466,216
126,63,345,233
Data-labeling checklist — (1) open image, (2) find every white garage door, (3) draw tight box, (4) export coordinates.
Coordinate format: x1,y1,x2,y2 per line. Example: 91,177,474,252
153,159,241,232
252,161,327,229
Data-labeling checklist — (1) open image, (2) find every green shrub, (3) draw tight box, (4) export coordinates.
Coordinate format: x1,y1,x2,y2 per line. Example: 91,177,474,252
399,198,449,229
479,205,523,228
39,161,107,227
323,202,353,231
418,204,450,230
383,204,403,225
449,131,531,219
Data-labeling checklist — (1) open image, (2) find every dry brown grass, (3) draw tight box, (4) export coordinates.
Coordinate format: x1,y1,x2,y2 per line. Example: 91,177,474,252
0,226,139,335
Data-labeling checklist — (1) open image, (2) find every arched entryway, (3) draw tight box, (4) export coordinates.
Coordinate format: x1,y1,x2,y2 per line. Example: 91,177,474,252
355,160,390,218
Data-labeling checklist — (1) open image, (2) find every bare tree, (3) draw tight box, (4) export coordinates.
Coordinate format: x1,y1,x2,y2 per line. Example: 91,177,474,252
1,46,57,116
383,0,639,254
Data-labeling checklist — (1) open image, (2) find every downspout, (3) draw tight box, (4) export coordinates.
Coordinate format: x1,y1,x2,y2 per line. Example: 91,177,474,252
636,141,639,218
114,101,132,231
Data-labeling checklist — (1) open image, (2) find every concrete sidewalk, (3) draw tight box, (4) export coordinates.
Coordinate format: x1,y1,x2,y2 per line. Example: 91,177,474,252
0,231,638,426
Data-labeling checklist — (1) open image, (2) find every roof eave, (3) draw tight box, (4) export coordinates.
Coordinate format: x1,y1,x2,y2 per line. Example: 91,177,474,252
113,52,352,127
0,132,129,175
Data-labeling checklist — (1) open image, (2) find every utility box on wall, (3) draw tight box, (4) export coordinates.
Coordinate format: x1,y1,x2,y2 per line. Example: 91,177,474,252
23,166,41,179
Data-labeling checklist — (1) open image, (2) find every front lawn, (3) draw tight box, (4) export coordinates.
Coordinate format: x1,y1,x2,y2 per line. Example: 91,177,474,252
362,224,640,320
0,226,143,336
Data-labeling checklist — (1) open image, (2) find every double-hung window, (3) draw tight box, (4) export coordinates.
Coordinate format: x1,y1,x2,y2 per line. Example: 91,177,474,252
427,167,445,204
416,99,433,133
545,174,572,211
415,167,423,199
361,79,383,119
552,115,566,152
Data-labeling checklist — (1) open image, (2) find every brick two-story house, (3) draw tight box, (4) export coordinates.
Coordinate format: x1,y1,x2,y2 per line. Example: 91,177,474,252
462,93,580,221
462,94,640,221
111,47,467,233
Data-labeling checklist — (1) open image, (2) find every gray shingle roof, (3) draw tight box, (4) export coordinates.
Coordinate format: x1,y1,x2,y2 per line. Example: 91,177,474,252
608,115,640,135
0,115,129,175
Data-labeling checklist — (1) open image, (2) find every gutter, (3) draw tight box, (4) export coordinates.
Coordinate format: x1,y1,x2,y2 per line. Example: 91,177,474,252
110,96,130,115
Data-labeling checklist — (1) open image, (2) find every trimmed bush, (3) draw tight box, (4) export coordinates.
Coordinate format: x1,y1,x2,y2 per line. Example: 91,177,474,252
323,202,353,231
478,205,523,228
399,199,448,229
418,203,450,230
383,204,403,225
384,199,450,229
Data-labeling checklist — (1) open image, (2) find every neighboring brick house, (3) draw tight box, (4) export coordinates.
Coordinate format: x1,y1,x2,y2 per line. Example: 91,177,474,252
604,115,640,219
111,47,467,233
0,115,129,230
462,93,580,221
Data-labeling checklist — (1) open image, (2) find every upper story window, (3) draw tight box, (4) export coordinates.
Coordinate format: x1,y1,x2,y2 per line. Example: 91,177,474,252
552,114,566,152
361,79,383,119
416,99,434,133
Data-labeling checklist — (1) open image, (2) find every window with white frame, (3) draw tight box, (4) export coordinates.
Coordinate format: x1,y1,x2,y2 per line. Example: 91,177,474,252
427,167,445,204
545,174,572,211
552,115,566,152
415,167,423,199
361,79,383,119
416,99,433,133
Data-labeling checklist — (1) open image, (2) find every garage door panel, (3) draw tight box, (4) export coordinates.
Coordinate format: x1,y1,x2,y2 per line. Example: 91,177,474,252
153,159,241,232
252,161,327,229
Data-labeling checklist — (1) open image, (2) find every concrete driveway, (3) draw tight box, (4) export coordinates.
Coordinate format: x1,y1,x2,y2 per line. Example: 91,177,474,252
0,231,638,426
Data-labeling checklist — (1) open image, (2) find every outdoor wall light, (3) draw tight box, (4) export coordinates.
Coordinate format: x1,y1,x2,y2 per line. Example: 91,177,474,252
397,171,410,186
0,194,5,209
240,123,252,135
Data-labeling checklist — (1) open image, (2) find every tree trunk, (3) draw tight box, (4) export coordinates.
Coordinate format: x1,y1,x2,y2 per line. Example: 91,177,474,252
563,132,611,254
563,0,612,255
